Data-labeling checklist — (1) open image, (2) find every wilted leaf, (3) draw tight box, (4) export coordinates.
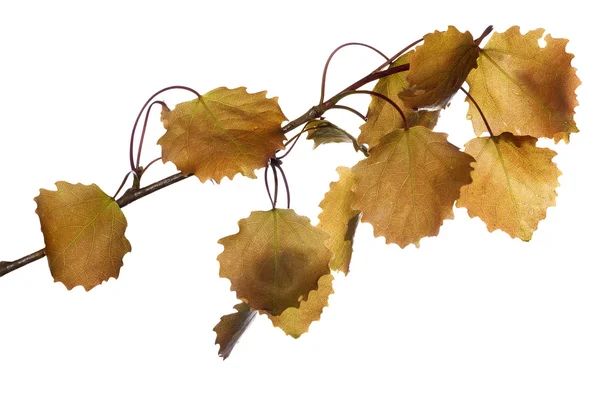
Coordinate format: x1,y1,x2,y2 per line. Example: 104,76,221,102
306,120,356,148
457,133,560,240
359,51,439,148
268,274,334,338
317,167,360,274
158,87,287,183
218,209,331,315
399,26,479,110
34,182,131,290
466,26,580,143
214,303,257,360
352,126,474,248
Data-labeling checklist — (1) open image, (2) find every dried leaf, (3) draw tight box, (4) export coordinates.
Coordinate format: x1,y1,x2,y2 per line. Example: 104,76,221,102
457,133,560,240
306,120,355,148
466,26,580,143
213,303,257,360
399,26,479,110
34,182,131,290
158,87,287,183
218,209,331,315
317,167,360,274
359,51,440,148
268,274,334,338
352,126,474,248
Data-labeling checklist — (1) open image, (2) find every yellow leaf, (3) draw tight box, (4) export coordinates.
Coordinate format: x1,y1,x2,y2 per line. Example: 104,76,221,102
399,26,479,110
213,303,257,360
267,274,334,338
217,209,331,315
158,87,287,183
34,182,131,290
317,167,360,274
466,26,580,143
359,51,439,148
457,133,560,240
352,126,474,248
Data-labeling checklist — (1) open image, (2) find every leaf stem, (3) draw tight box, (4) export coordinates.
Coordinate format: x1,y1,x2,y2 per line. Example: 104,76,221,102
330,105,367,122
319,42,390,105
136,100,167,170
129,86,200,171
334,89,408,129
461,86,494,137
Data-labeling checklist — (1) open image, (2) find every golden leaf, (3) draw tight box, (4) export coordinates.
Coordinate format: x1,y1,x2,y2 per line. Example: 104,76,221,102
352,126,474,248
317,167,360,275
217,209,331,315
158,87,287,183
267,274,334,338
213,303,257,360
399,26,479,110
457,133,560,240
466,26,580,143
34,182,131,290
359,51,439,148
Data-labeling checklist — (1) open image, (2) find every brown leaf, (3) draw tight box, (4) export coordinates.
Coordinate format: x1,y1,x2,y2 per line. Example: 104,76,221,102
359,51,440,148
466,26,580,143
457,133,560,240
352,126,474,248
398,26,479,110
267,274,334,338
213,303,257,360
217,209,331,315
34,182,131,290
158,87,287,183
317,167,360,275
305,120,356,149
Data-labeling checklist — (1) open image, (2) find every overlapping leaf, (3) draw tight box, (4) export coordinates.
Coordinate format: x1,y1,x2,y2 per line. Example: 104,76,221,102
352,126,474,248
317,167,360,274
268,274,334,338
359,51,440,149
457,133,560,240
213,303,257,360
398,26,480,110
218,209,331,315
466,26,580,143
158,87,287,183
34,182,131,290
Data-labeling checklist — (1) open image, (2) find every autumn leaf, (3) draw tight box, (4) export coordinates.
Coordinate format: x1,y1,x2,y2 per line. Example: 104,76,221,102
359,51,439,149
466,26,580,143
34,182,131,290
398,26,480,110
352,126,474,248
217,209,331,315
158,87,287,183
457,133,560,240
267,274,334,338
305,120,356,148
317,167,360,274
213,303,257,360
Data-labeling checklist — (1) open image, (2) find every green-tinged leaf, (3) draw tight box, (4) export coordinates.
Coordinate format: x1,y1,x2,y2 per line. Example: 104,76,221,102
457,133,560,240
34,182,131,290
306,120,356,148
218,209,331,315
158,87,287,183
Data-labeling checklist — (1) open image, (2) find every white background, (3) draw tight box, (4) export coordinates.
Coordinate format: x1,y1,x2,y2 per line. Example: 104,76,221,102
0,1,598,416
